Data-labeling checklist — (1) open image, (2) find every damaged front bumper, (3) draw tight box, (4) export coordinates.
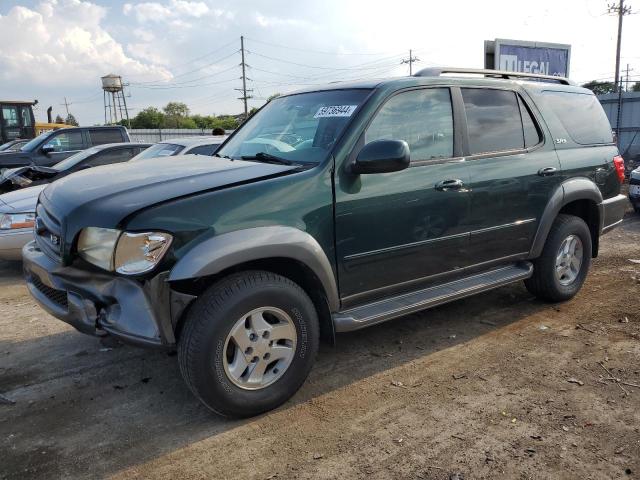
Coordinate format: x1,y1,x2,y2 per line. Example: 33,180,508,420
22,241,194,348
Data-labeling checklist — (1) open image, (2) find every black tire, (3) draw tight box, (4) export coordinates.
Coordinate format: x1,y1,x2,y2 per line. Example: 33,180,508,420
178,270,319,418
525,214,592,302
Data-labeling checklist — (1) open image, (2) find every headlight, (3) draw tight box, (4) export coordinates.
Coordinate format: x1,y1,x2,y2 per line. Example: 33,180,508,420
0,212,36,230
114,232,173,275
77,227,172,275
77,227,120,270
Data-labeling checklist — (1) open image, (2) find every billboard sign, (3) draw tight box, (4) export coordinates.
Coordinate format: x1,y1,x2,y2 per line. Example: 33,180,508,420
484,39,571,77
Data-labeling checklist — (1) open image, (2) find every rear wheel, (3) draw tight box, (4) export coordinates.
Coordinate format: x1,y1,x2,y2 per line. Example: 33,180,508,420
178,271,319,418
525,214,592,302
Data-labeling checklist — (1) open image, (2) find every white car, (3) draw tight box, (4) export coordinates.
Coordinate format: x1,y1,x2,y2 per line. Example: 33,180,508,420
0,184,45,260
130,136,227,161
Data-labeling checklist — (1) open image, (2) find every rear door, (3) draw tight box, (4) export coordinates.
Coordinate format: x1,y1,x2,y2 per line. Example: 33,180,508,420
335,87,472,305
460,87,561,264
88,128,125,146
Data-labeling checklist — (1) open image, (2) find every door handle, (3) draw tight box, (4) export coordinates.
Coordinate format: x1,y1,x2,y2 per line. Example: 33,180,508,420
537,167,557,176
435,179,466,191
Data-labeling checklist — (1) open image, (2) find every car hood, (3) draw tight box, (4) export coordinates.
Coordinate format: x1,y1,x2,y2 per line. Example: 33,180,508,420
41,154,299,233
0,184,46,212
0,165,58,194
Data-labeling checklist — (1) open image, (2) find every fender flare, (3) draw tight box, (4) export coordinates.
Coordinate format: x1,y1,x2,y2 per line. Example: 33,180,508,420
168,226,340,311
529,177,603,258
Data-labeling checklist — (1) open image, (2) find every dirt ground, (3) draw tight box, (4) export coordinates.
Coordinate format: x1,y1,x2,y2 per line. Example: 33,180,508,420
0,214,639,480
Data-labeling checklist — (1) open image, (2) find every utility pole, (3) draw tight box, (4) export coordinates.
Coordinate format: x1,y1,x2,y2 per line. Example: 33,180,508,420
61,97,71,117
235,36,253,120
607,0,632,92
401,49,420,76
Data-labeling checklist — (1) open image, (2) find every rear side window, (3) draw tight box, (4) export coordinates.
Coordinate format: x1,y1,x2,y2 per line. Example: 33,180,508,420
84,148,136,167
89,129,123,145
542,91,613,145
462,89,524,154
365,88,453,161
518,96,542,148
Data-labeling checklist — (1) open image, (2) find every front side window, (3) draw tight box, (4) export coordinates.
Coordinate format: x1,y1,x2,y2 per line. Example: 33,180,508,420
2,106,19,127
365,88,453,161
45,130,84,152
217,89,371,164
462,89,524,155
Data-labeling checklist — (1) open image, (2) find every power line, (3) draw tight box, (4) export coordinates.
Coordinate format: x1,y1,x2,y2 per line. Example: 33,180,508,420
242,36,398,56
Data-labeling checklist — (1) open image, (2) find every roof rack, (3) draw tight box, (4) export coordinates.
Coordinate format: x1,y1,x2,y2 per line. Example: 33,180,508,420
413,67,574,85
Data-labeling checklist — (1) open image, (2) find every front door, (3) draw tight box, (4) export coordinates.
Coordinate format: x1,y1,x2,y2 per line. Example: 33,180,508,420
37,129,85,166
460,87,562,264
335,87,472,305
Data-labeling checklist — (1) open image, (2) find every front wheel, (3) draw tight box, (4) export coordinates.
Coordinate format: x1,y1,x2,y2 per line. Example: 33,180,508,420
178,271,319,418
525,214,592,302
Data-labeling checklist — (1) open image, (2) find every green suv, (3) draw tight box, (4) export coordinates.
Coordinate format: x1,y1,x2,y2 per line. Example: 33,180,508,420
23,68,628,417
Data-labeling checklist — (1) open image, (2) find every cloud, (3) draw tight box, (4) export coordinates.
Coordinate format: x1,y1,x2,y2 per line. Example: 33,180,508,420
0,0,171,87
254,12,308,28
122,0,230,25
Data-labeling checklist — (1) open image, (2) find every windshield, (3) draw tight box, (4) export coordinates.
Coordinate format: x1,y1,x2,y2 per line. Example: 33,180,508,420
216,89,371,164
20,131,54,152
53,146,103,171
131,143,183,161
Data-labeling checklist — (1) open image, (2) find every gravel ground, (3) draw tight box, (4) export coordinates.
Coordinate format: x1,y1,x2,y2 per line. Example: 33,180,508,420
1,213,639,480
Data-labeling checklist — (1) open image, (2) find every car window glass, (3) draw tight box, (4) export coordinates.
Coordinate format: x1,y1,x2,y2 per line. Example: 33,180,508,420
462,88,524,154
2,106,19,127
365,88,453,161
518,96,542,148
20,107,32,126
188,144,216,156
83,148,135,167
89,129,123,145
542,91,613,145
131,143,183,161
46,131,84,152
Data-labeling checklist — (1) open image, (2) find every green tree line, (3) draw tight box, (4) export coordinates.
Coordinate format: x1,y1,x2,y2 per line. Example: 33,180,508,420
122,102,241,130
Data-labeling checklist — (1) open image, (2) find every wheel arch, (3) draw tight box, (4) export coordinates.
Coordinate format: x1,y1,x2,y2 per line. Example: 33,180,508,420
168,227,339,343
530,178,604,259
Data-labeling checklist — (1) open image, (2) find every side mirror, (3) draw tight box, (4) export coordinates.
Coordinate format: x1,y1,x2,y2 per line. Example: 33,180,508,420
351,139,410,174
41,144,55,155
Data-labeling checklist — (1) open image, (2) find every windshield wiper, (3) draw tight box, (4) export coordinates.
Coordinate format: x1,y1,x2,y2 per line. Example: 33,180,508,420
240,152,295,166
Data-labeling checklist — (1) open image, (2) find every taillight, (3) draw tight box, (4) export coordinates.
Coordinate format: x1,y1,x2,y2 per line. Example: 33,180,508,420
613,155,625,183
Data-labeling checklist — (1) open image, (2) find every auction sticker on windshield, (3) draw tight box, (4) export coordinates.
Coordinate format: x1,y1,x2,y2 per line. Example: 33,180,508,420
314,105,358,118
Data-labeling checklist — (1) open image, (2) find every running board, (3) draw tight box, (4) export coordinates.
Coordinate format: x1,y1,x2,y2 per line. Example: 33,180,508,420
333,262,533,332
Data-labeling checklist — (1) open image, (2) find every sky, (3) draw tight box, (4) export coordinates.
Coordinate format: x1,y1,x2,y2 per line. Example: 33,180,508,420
1,0,639,125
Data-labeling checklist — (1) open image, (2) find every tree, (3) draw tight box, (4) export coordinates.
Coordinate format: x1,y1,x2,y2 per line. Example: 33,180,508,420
267,93,281,102
163,102,190,128
130,107,166,129
632,82,640,92
65,113,79,126
582,80,616,95
54,114,64,124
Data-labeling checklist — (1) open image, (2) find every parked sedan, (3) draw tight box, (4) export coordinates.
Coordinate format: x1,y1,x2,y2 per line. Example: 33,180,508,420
0,142,151,194
130,136,227,161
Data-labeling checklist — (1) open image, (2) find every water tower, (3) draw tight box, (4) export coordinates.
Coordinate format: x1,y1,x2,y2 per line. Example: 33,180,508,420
101,74,130,126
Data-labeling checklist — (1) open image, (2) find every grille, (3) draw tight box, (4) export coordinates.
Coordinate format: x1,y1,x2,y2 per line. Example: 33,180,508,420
30,274,68,310
35,202,62,262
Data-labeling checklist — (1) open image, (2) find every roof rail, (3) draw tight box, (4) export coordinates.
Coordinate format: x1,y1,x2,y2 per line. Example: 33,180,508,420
413,67,574,85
